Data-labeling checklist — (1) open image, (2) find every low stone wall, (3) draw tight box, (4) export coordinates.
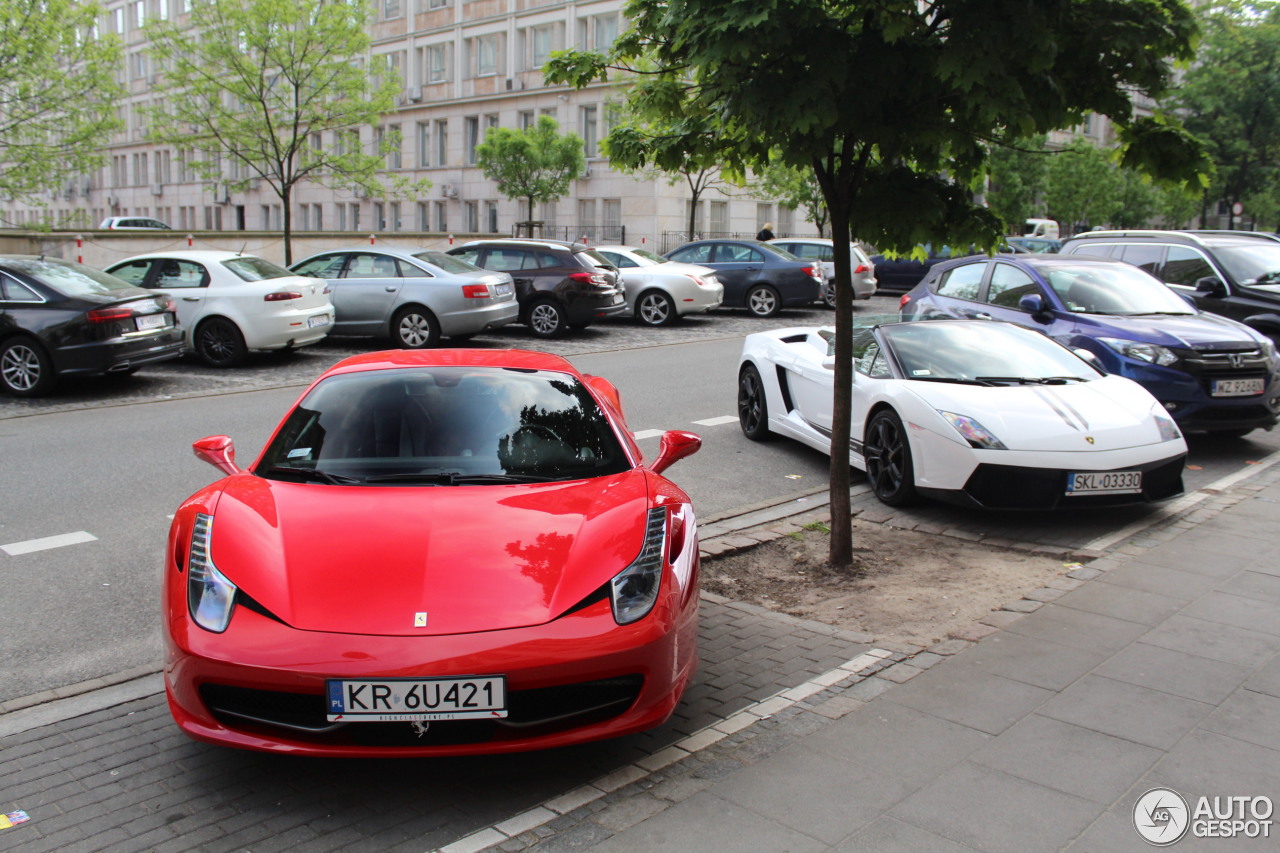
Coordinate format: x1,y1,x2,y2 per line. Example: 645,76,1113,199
0,230,490,268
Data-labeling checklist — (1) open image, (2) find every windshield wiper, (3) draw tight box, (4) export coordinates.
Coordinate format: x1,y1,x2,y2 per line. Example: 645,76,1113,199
362,471,557,485
975,376,1081,385
265,466,362,485
908,376,996,386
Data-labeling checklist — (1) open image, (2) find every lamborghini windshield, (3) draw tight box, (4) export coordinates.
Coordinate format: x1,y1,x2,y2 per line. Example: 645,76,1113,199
879,321,1101,384
257,367,631,484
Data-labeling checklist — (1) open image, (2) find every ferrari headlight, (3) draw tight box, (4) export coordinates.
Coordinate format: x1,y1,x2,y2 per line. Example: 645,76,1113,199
609,508,667,625
1152,406,1182,443
187,513,237,633
939,411,1008,450
1098,337,1179,367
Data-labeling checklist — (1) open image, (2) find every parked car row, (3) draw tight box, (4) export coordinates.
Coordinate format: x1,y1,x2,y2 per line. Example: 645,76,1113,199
1,236,872,397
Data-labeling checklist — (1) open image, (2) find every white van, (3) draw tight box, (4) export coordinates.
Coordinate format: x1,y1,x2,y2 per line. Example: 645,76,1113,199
1024,219,1060,239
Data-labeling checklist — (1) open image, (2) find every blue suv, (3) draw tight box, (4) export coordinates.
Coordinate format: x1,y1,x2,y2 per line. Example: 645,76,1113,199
900,254,1280,436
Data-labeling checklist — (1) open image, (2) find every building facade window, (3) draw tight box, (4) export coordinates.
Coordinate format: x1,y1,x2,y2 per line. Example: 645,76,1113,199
471,33,502,77
578,198,596,228
518,110,534,130
381,0,401,20
603,198,621,231
486,200,498,232
435,200,447,231
417,121,431,167
710,200,728,234
434,119,448,166
581,105,598,157
464,115,480,164
756,203,772,232
423,43,450,84
464,200,478,232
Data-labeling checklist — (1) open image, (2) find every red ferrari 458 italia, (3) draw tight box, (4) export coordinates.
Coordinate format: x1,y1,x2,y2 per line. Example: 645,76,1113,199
164,349,702,756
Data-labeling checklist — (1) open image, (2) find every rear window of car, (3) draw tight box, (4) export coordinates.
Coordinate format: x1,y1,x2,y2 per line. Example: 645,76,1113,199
222,256,293,281
576,249,615,270
9,258,139,297
414,251,483,275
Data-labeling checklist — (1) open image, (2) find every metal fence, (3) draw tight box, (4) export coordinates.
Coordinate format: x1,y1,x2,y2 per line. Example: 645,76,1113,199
510,223,626,244
658,230,825,253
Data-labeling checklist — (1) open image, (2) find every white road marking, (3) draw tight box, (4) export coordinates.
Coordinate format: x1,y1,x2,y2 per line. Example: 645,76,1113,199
692,415,739,427
1,531,99,556
631,429,665,440
433,649,894,853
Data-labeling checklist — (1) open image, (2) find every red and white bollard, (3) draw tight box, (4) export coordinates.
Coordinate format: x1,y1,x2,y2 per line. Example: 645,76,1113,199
186,234,194,248
369,234,377,245
448,234,454,245
75,234,83,264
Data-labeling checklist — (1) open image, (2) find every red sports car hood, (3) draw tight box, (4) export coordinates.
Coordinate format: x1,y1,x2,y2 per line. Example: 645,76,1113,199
206,471,652,636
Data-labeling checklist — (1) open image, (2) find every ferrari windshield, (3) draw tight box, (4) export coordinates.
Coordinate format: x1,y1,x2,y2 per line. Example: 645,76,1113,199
1038,261,1194,315
256,367,631,484
879,321,1101,383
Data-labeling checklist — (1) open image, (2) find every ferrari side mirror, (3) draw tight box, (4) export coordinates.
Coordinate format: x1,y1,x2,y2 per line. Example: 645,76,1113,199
193,435,241,476
650,430,701,475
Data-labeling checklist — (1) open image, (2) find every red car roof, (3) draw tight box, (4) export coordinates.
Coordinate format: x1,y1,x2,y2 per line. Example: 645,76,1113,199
321,348,579,378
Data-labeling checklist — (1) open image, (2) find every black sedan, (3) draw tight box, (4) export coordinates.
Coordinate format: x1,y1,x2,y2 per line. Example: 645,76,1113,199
0,256,184,396
664,239,822,317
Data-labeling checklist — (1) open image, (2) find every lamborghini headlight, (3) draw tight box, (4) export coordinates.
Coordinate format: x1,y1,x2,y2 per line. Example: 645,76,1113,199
187,513,237,633
939,411,1008,450
1152,406,1182,443
610,508,667,625
1098,338,1179,367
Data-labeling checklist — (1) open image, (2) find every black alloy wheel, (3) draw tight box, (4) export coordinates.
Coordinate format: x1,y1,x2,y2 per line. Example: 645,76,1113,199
737,363,773,441
195,318,248,368
864,409,918,506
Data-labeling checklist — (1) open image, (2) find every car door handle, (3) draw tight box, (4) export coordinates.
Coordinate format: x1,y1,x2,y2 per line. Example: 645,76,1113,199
385,286,397,292
974,312,992,320
182,296,201,302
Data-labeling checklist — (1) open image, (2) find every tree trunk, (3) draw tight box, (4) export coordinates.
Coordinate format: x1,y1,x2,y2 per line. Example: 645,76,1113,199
281,184,293,266
686,187,702,238
825,201,855,570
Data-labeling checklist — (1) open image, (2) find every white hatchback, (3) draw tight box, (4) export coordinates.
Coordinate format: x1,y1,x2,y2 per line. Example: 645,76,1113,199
106,250,333,367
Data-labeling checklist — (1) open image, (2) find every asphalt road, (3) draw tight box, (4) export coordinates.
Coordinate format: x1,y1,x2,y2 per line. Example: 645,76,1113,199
2,297,1278,705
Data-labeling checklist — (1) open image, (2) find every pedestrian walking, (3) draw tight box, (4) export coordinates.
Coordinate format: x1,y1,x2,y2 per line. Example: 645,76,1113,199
756,222,775,241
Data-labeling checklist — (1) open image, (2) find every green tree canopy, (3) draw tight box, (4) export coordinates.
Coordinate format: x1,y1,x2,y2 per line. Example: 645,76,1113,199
549,0,1209,568
1173,0,1280,229
0,0,122,209
1045,142,1124,234
474,116,585,224
751,158,829,237
984,135,1049,235
145,0,418,262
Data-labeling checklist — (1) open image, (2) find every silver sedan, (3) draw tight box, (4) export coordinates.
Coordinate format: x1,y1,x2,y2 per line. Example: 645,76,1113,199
594,245,725,326
291,247,519,347
768,237,878,306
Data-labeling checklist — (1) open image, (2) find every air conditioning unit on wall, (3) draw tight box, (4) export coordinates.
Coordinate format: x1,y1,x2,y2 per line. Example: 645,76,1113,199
441,184,459,199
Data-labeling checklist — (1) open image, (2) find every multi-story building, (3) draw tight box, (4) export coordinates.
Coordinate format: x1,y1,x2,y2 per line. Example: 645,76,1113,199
7,0,794,247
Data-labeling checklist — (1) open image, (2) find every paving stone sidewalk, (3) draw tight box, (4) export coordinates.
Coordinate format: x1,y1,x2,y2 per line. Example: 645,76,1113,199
482,468,1280,853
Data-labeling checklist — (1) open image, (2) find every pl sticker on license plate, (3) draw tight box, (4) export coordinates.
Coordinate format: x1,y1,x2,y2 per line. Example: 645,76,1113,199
1066,470,1142,495
326,676,507,721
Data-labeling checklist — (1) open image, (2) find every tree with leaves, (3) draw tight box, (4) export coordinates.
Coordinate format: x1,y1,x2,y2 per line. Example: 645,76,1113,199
550,0,1208,570
983,135,1049,234
475,116,585,226
0,0,123,209
1173,0,1280,230
144,0,419,263
752,159,830,237
1045,142,1124,234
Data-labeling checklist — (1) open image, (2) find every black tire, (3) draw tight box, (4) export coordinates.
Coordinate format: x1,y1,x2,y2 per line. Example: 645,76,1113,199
194,318,248,368
636,290,678,326
864,409,918,506
391,305,440,349
737,363,773,441
746,285,781,318
821,280,837,309
527,300,568,338
0,336,56,397
1208,428,1254,439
